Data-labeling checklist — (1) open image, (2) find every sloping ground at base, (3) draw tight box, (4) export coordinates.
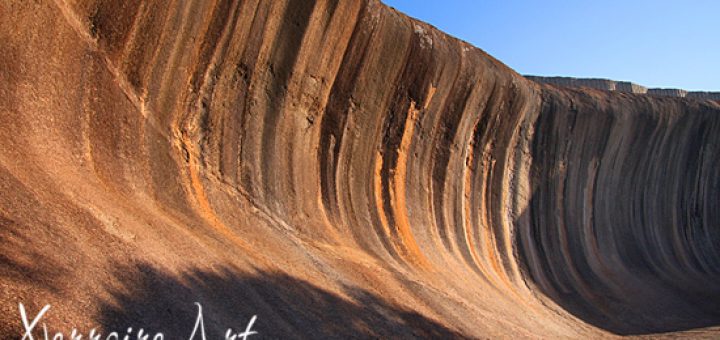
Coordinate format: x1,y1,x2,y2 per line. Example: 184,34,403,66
1,0,719,338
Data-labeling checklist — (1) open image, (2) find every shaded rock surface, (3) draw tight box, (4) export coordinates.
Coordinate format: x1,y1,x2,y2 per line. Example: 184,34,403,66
1,0,719,338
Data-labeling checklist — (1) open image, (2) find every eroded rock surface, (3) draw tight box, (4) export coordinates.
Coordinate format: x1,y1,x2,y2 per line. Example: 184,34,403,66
1,0,719,338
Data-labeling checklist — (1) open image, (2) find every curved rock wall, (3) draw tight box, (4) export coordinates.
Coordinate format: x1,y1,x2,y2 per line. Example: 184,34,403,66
1,0,719,338
520,89,720,334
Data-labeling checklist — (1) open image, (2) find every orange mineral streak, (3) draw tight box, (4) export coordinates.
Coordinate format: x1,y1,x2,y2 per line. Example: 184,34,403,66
389,101,431,269
373,150,395,251
462,136,492,280
2,0,720,338
182,136,255,257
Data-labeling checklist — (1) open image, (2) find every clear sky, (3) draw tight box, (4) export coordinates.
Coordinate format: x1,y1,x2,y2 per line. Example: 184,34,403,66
382,1,720,91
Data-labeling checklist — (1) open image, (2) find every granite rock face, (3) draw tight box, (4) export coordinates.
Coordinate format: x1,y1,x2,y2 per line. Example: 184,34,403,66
1,0,719,338
527,76,720,102
526,76,648,93
688,91,720,101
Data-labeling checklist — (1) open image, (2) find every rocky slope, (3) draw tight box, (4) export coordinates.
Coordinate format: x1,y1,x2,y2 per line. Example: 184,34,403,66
1,0,719,338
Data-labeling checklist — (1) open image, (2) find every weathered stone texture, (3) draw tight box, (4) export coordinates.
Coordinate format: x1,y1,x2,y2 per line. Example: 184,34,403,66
1,0,719,338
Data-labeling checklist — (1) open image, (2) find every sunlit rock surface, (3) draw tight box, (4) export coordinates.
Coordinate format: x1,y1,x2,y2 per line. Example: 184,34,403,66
527,75,720,102
1,0,719,338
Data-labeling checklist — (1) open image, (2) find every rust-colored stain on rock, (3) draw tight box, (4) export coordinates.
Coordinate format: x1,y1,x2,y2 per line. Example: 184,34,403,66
1,0,719,338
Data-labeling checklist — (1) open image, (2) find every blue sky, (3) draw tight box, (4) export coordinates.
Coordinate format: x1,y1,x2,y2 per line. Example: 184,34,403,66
382,1,720,91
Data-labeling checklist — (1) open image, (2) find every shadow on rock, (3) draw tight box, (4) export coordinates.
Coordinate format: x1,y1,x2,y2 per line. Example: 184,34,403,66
515,97,720,335
98,263,468,339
